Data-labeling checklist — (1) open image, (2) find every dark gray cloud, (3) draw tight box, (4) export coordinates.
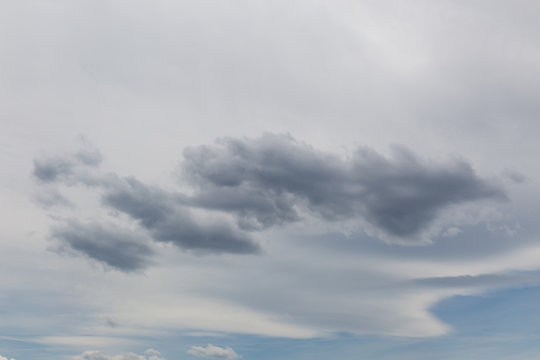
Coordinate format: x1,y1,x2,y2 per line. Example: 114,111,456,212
33,148,102,183
51,221,155,272
182,133,506,238
33,157,75,183
102,177,261,255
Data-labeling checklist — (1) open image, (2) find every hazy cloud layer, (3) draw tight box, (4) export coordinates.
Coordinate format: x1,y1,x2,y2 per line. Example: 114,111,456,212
33,188,73,208
188,344,241,360
72,349,165,360
183,133,506,238
415,272,540,289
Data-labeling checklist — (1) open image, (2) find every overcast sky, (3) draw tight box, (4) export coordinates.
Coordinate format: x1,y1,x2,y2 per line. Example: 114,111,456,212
2,1,540,359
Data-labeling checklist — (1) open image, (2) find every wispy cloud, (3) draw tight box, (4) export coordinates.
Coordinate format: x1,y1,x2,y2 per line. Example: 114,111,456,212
72,349,165,360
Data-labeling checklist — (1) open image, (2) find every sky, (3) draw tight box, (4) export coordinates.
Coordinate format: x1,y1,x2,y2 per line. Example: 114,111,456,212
1,0,540,359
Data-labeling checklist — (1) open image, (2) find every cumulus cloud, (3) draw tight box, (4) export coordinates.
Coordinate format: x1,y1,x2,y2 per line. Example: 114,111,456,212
183,133,506,239
72,349,165,360
0,354,15,360
187,344,241,360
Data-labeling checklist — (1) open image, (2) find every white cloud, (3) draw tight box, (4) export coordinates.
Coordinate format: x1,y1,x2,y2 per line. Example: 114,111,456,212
188,344,241,360
72,349,165,360
0,354,15,360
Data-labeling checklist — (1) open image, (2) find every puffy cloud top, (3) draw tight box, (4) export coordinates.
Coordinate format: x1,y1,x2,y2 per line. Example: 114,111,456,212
188,344,241,360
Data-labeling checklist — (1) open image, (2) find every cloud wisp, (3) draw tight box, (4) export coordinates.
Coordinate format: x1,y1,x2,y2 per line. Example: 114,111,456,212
33,146,102,184
32,133,507,271
187,344,241,360
72,349,165,360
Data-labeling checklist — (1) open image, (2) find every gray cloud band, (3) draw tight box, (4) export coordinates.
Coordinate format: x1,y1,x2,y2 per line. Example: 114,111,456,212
33,133,507,271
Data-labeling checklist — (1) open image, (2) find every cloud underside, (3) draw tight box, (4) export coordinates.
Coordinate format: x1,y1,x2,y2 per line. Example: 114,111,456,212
33,133,505,271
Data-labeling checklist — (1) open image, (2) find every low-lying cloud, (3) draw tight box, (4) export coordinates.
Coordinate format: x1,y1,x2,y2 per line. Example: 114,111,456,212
72,349,165,360
187,344,241,360
33,133,507,271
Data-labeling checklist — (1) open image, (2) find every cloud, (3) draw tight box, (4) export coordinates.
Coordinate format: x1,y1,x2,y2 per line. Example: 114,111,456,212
72,349,165,360
33,188,74,208
502,169,527,184
182,133,506,239
101,177,261,255
0,354,15,360
51,220,155,272
415,271,540,290
4,0,540,357
33,149,261,271
32,133,507,272
33,146,102,183
187,344,241,360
